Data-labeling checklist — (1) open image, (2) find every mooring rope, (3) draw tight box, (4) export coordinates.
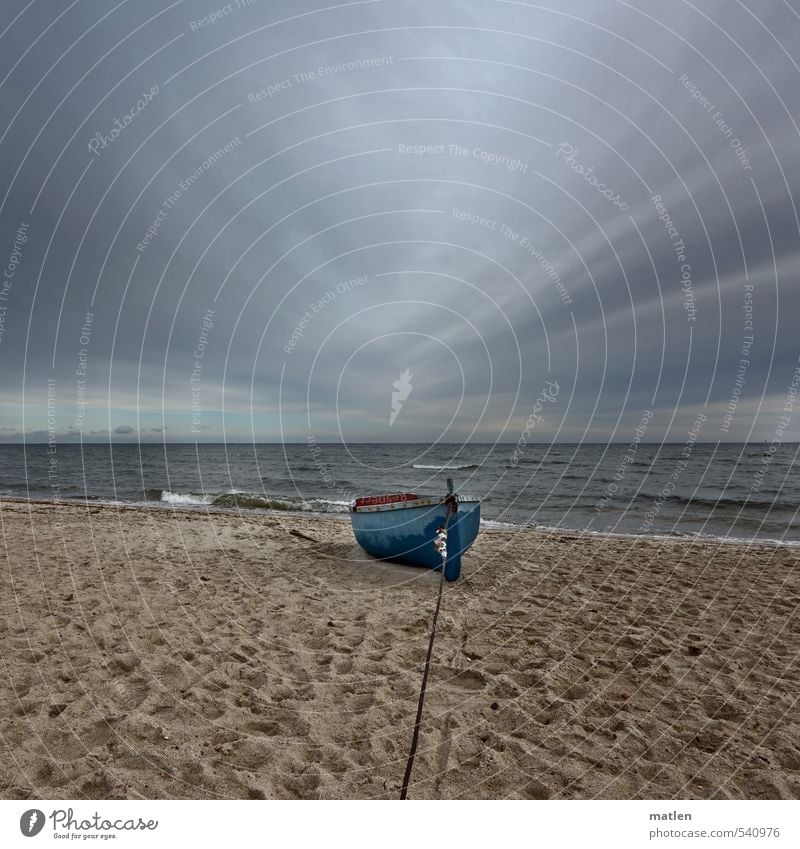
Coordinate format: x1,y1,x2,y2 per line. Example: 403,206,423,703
399,494,456,800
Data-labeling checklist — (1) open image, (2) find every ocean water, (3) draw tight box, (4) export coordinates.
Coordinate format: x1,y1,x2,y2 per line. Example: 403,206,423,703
0,442,797,546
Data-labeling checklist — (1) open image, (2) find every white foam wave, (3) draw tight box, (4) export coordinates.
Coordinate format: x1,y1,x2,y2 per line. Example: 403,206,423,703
160,490,213,506
480,518,521,529
302,498,352,513
412,463,478,471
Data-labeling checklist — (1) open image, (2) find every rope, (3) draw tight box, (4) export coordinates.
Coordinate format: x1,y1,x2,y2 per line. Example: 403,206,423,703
399,495,456,800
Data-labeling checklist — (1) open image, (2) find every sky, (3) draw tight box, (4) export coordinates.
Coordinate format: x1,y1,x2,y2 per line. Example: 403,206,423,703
0,0,798,444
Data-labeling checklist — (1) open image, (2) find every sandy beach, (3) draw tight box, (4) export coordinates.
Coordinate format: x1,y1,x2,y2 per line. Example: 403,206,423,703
0,498,798,800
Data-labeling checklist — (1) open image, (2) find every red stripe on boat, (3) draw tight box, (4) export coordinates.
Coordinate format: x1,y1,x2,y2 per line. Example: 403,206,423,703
354,493,419,507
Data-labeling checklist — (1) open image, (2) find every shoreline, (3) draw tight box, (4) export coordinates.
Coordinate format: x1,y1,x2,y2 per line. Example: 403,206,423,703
1,500,799,799
0,496,800,551
2,494,798,550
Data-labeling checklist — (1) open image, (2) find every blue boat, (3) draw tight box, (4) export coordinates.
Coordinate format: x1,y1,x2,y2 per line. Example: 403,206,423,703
349,488,480,581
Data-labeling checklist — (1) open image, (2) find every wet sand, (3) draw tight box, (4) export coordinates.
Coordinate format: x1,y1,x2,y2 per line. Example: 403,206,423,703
1,499,798,799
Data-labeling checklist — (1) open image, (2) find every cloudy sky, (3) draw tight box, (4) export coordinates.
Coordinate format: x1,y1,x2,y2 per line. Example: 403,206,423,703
0,0,798,444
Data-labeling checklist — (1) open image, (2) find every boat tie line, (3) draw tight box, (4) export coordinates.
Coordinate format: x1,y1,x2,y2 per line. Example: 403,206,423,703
399,491,457,800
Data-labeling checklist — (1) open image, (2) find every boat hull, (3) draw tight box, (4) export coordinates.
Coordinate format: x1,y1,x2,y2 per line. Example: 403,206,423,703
349,498,480,581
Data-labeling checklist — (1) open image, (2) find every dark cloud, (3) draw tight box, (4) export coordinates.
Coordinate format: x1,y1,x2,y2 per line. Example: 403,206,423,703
0,0,798,443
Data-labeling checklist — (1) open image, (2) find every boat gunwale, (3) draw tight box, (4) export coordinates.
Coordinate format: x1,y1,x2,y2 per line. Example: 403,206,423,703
350,495,480,514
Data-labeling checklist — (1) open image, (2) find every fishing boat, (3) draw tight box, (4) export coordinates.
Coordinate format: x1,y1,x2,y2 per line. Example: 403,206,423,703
349,482,480,581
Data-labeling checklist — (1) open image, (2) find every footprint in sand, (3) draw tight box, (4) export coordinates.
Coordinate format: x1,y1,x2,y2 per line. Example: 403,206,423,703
521,778,551,800
243,786,267,799
43,720,116,762
561,682,591,701
232,738,274,770
198,700,226,720
245,712,309,738
341,692,375,713
78,772,115,799
281,765,322,798
701,696,746,723
244,720,283,737
107,676,150,710
333,657,353,675
442,667,486,690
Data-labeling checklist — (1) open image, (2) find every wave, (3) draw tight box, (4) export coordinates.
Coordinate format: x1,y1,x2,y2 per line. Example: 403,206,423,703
144,486,794,516
209,493,352,513
208,493,289,510
459,512,800,547
160,490,214,506
509,521,800,548
412,463,479,471
507,457,571,466
140,488,352,513
480,518,521,529
5,482,82,493
635,493,797,512
299,498,352,514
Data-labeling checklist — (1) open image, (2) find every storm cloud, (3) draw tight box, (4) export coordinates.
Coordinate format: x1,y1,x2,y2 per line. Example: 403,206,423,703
0,0,798,444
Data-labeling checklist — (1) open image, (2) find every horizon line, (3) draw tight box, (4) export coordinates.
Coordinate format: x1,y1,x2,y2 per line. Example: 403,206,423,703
1,440,795,446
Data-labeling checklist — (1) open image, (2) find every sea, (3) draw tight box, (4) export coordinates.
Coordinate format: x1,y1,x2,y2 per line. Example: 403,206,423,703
1,442,797,546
